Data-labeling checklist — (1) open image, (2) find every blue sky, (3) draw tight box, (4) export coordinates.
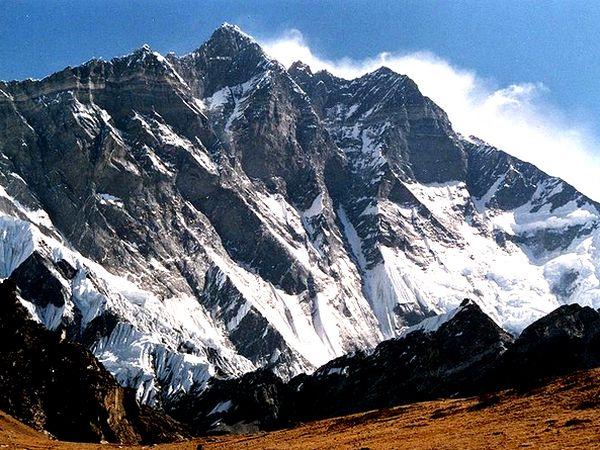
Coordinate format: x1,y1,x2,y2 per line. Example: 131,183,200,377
1,0,600,198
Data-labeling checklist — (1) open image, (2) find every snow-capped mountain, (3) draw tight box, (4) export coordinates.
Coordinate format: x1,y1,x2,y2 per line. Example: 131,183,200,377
0,24,598,406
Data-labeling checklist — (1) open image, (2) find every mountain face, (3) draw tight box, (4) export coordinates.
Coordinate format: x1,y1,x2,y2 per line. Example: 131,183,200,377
0,279,187,444
0,23,599,407
170,300,600,434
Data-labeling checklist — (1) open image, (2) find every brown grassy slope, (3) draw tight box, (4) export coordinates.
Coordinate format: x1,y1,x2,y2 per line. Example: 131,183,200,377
1,369,599,449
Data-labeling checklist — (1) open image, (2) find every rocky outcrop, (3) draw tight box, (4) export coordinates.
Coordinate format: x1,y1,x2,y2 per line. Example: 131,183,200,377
171,369,290,433
288,299,513,421
168,300,507,430
0,279,188,444
493,304,600,386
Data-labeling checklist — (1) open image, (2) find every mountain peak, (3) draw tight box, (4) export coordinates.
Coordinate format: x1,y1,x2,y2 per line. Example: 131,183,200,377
129,43,153,58
401,298,506,341
185,23,267,67
181,23,271,95
353,65,412,89
124,43,167,64
202,22,257,53
117,43,183,77
216,22,248,35
138,43,152,52
368,65,397,78
289,60,312,75
459,297,475,307
519,304,600,342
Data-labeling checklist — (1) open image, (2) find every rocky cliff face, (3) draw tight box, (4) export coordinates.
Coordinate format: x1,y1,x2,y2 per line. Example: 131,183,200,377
289,62,600,337
0,23,599,407
0,279,187,443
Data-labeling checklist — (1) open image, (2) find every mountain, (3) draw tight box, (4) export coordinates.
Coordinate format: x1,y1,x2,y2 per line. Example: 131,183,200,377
170,300,600,434
494,302,600,385
0,279,187,443
0,23,599,408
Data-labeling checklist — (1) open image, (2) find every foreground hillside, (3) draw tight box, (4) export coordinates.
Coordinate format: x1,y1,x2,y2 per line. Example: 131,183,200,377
1,369,598,449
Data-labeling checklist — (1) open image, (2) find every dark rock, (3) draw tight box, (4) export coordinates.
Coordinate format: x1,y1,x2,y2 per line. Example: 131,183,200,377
9,251,69,308
171,300,600,436
169,300,513,433
54,258,77,279
493,304,600,387
0,280,188,444
289,300,512,421
169,369,290,433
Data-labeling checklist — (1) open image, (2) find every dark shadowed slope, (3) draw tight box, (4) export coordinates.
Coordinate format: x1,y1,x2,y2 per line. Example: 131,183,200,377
0,280,187,444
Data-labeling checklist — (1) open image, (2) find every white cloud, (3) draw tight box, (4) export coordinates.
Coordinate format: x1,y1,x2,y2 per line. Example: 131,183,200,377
261,30,600,202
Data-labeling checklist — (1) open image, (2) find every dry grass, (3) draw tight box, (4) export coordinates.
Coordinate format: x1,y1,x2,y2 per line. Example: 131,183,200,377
1,369,599,449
